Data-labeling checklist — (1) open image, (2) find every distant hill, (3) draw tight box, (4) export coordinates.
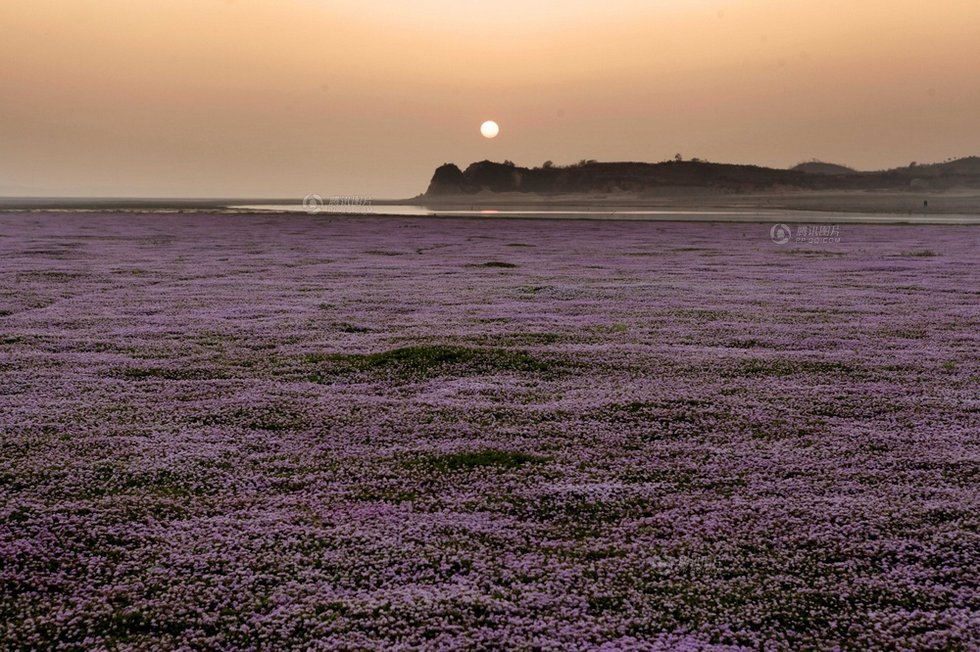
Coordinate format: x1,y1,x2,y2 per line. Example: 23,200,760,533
894,156,980,177
791,161,857,175
425,157,980,196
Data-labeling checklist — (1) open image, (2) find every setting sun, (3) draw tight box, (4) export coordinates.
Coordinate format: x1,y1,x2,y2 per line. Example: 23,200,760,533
480,120,500,139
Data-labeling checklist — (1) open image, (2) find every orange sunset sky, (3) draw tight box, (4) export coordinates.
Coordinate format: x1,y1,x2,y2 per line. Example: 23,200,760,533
2,0,979,198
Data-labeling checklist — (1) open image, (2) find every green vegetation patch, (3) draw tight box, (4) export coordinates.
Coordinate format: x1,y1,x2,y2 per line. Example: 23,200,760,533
730,358,864,379
190,405,310,432
305,345,560,380
409,449,547,473
17,271,84,282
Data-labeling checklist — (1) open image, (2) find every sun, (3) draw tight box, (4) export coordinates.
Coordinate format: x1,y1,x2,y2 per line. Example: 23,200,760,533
480,120,500,139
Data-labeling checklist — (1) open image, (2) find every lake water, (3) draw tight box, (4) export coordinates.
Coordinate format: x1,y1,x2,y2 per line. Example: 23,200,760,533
227,203,980,224
230,204,766,217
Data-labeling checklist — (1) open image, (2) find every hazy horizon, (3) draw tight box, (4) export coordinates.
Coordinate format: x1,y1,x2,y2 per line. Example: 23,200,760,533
3,0,979,198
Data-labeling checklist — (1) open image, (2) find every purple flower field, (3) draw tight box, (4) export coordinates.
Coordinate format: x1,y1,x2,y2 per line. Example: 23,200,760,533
1,212,978,650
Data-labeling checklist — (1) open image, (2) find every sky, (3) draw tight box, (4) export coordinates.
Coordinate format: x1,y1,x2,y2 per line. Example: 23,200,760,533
2,0,979,198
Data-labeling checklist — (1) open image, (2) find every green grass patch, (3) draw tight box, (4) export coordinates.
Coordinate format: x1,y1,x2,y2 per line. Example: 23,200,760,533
17,271,84,282
876,326,927,339
731,358,862,379
190,405,309,432
590,323,629,334
725,338,764,349
83,461,225,499
331,321,371,333
363,249,404,256
669,308,730,322
305,345,560,380
410,449,547,473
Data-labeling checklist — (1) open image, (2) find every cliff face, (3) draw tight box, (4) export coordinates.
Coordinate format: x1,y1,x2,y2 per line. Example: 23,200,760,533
425,161,526,195
425,163,467,195
424,158,980,196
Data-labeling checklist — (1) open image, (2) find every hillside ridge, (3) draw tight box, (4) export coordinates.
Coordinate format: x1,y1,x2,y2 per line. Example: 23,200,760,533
425,157,980,196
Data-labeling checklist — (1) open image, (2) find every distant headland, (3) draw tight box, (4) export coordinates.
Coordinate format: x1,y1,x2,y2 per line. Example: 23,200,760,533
424,157,980,197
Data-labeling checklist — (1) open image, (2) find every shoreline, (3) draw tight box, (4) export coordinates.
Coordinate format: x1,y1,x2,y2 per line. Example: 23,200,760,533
3,188,980,220
2,207,978,225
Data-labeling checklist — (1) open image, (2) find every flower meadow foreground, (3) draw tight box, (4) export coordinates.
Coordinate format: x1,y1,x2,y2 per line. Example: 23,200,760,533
0,212,978,650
